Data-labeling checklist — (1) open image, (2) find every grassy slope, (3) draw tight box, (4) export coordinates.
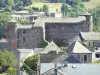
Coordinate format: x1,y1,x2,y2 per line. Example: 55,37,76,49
83,0,100,9
25,0,100,13
25,3,62,13
0,73,7,75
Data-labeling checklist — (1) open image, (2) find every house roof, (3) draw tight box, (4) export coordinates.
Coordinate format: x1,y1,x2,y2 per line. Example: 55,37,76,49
40,63,100,75
18,49,34,60
16,24,33,29
34,16,86,27
41,68,64,75
67,41,92,53
0,38,8,43
80,32,100,40
52,54,81,63
18,49,33,53
34,48,43,54
40,41,62,53
64,55,81,63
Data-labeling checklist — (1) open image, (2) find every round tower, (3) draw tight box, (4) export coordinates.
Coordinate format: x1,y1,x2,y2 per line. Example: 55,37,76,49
80,12,92,32
6,19,17,47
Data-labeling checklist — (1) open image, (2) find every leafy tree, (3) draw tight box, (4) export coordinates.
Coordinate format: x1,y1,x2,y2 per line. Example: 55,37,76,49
88,6,100,32
42,4,48,13
21,0,33,6
59,0,66,3
14,1,23,11
21,54,39,73
0,0,6,9
8,0,14,7
0,49,16,67
39,39,48,48
0,12,11,38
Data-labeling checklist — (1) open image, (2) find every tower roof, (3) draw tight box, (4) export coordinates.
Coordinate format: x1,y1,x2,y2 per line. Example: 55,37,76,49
80,12,91,16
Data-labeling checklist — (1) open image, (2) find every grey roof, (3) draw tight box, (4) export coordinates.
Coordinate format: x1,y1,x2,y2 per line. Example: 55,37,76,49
51,53,68,63
40,41,62,53
64,55,82,63
0,38,8,42
41,68,64,75
33,48,43,54
80,12,91,16
67,41,92,53
40,63,100,75
18,49,34,60
16,24,33,29
34,16,86,27
52,54,81,63
80,32,100,40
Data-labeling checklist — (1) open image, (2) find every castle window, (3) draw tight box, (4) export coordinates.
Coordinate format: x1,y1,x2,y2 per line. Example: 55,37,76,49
23,30,26,33
89,42,91,46
23,37,25,43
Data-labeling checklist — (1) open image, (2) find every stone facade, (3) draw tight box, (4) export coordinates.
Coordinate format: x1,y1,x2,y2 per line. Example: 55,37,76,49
45,21,88,45
17,27,43,49
6,21,43,49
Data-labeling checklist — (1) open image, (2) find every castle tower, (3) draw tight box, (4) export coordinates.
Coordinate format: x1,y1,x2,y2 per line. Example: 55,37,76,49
6,19,17,48
80,12,93,32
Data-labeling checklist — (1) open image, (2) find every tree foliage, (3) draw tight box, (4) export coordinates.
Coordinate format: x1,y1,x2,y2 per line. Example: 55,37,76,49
21,54,39,73
0,12,11,39
0,49,16,68
42,4,48,13
39,39,48,48
61,3,86,17
88,6,100,32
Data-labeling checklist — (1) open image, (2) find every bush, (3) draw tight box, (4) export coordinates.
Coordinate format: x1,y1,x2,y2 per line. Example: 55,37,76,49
20,20,30,25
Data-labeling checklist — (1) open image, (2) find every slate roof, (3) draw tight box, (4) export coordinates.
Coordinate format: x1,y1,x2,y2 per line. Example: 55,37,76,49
64,55,81,63
52,54,81,63
40,41,62,53
40,63,100,75
34,16,86,27
67,41,92,53
80,32,100,40
18,49,34,60
41,68,64,75
33,48,43,54
16,24,33,29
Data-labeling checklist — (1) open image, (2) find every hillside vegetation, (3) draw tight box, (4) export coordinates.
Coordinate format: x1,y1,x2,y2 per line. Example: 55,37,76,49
25,3,62,13
83,0,100,9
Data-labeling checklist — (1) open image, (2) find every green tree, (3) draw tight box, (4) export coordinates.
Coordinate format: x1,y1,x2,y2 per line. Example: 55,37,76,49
0,49,16,67
39,39,48,48
14,1,23,11
0,12,11,38
0,0,6,9
21,54,39,73
43,4,48,13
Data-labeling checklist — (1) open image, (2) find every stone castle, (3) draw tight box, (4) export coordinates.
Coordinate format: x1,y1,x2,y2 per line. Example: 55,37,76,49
6,12,93,49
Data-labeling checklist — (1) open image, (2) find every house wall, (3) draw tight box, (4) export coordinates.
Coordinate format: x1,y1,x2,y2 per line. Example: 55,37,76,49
69,53,92,63
17,27,43,49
